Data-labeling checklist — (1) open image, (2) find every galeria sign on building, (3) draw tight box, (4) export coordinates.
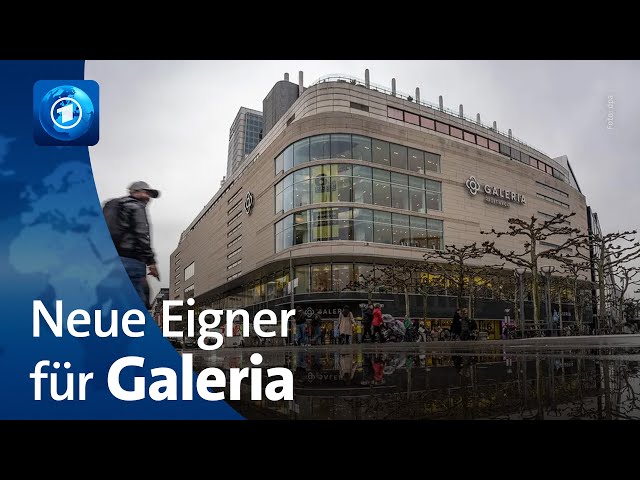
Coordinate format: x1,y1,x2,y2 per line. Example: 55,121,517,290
465,175,526,208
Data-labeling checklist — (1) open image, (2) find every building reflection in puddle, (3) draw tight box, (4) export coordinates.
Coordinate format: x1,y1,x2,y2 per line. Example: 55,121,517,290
190,348,640,420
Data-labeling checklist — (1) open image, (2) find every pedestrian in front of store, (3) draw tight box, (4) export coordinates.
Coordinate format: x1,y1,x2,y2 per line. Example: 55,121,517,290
362,304,374,342
451,308,462,340
311,312,323,345
355,320,363,344
461,308,470,341
371,303,385,343
339,306,356,344
295,306,308,346
333,321,340,344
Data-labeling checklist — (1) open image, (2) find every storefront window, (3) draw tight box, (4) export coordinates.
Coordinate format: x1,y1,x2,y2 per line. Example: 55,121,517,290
426,180,442,211
293,138,310,166
331,134,351,159
332,263,353,292
311,264,331,292
353,165,372,204
408,148,424,174
266,273,276,300
275,180,283,213
425,153,441,173
427,219,444,250
392,213,410,246
409,188,426,213
283,215,293,250
283,174,294,212
374,211,392,244
294,265,310,294
332,164,352,202
337,207,353,240
293,168,310,207
352,135,372,162
311,165,332,204
275,271,288,298
294,211,309,245
279,134,444,178
277,207,445,254
310,135,330,161
310,208,337,242
372,139,390,166
354,264,374,287
391,172,408,210
283,145,294,171
390,143,407,170
410,216,427,247
353,208,373,242
373,168,391,207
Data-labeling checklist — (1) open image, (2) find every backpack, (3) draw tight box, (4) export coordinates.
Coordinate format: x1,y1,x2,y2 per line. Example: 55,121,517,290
102,197,127,245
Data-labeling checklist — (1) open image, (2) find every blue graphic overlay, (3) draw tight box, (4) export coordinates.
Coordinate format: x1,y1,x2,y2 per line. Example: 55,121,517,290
33,80,99,146
0,61,242,419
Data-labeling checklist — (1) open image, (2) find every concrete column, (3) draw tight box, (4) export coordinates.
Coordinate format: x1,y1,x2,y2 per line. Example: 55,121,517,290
439,95,443,111
459,104,464,118
391,78,396,96
284,73,289,81
415,87,420,103
476,113,481,124
365,69,370,88
298,71,304,95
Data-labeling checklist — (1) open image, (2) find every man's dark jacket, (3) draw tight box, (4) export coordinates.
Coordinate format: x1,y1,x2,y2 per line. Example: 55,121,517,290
116,196,156,265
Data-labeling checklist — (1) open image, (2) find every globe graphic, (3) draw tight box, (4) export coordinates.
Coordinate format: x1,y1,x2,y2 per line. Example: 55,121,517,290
39,85,94,141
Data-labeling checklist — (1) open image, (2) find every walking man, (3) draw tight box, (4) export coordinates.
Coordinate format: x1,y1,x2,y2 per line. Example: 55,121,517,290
103,181,160,306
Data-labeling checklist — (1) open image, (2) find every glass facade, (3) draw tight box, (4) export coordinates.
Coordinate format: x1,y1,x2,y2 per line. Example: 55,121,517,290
275,207,443,253
244,112,263,155
275,133,441,176
276,163,441,215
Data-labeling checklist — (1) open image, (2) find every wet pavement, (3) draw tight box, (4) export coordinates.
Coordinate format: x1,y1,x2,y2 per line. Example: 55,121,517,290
184,335,640,420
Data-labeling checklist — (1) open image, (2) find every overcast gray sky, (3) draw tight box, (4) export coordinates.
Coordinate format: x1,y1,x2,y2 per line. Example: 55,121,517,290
86,60,640,297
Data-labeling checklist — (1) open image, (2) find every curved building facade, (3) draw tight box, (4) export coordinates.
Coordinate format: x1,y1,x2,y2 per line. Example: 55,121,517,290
170,74,590,334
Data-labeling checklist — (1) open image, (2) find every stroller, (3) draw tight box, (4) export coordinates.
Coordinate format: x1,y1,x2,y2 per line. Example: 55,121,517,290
382,314,406,342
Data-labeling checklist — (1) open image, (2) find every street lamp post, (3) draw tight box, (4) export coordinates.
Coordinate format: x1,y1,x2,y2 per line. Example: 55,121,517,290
541,266,556,336
514,267,527,339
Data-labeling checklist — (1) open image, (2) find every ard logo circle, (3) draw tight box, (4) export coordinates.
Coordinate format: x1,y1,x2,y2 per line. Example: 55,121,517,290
244,192,254,214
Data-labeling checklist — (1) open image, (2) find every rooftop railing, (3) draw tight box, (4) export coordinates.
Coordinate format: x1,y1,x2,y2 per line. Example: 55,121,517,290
311,74,555,163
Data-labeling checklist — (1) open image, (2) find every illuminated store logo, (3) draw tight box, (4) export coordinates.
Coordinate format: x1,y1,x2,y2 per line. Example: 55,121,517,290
465,175,526,208
244,192,254,214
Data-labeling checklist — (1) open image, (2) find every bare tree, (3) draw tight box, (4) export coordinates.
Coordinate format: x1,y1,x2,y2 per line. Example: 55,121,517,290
423,242,497,310
557,250,593,334
612,265,640,326
344,266,385,305
571,230,640,330
482,213,581,330
416,262,446,322
375,261,420,318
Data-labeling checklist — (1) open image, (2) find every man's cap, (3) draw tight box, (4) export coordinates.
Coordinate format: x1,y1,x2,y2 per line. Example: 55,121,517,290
129,181,160,198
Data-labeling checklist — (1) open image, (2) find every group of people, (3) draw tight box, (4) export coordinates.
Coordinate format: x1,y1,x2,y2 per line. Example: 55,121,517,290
292,303,387,346
291,304,484,346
